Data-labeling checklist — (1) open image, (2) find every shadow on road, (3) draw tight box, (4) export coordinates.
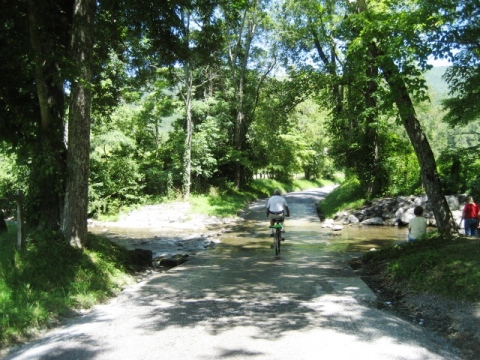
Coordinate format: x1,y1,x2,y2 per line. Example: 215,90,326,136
3,187,462,360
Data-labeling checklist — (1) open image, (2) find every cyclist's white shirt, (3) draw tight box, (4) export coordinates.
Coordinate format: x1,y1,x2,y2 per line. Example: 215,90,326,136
267,195,288,212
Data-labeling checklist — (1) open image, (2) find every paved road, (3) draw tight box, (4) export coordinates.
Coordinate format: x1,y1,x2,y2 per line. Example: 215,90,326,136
3,188,462,359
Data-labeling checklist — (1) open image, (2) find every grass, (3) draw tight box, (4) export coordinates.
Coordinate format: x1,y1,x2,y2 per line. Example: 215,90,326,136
0,225,134,347
362,232,480,302
317,177,365,218
190,178,331,217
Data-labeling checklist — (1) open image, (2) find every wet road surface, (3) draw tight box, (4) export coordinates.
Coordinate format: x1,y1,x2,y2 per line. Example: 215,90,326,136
3,187,462,359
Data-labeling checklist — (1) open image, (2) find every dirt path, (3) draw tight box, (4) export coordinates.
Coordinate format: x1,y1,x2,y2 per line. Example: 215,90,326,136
3,188,464,359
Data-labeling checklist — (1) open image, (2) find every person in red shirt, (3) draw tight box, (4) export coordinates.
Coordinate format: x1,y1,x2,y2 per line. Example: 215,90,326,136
461,196,479,236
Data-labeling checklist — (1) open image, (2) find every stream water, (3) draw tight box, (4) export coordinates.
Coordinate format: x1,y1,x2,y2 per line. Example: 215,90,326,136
90,221,415,259
220,218,417,254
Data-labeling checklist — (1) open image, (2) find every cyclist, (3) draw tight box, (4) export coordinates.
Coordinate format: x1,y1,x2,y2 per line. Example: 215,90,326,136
266,189,290,237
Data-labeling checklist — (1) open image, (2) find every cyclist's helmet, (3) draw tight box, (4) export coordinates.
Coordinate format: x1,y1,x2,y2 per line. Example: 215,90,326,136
274,188,281,195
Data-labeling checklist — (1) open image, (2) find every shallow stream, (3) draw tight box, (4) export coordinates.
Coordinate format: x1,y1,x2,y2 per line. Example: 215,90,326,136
89,220,423,260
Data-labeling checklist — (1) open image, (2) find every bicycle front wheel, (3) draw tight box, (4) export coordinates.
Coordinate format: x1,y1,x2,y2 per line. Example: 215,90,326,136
274,229,281,256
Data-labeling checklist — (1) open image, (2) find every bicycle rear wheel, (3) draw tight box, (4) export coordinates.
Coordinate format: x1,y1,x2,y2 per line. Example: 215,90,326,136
274,229,281,256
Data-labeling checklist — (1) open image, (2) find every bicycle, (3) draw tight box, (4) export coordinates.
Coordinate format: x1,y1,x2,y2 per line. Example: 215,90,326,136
269,218,284,256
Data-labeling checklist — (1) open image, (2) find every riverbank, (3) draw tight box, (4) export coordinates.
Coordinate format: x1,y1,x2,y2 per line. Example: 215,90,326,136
316,182,480,359
350,235,480,360
88,201,240,273
327,194,465,228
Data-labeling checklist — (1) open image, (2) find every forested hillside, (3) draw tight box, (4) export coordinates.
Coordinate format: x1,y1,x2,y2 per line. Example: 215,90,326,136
424,66,449,104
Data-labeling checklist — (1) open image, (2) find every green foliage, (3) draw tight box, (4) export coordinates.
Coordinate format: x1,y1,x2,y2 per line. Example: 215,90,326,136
381,133,422,195
189,99,233,192
251,80,334,182
318,178,365,218
0,153,18,214
0,230,133,346
362,233,480,301
89,125,144,216
437,146,480,199
189,178,328,217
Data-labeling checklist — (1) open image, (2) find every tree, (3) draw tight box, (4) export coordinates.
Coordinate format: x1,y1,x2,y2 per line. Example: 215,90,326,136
420,0,480,125
62,0,96,248
1,0,129,245
277,0,386,196
123,0,226,198
26,1,71,230
349,0,457,234
221,0,276,189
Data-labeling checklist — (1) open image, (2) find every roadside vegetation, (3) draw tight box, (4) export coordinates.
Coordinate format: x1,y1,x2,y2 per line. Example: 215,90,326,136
0,227,134,348
189,177,334,217
361,233,480,302
0,178,324,348
316,178,365,219
319,179,480,304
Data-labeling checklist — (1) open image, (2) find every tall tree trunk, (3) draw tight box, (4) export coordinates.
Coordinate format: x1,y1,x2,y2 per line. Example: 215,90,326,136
62,0,96,248
27,0,69,230
354,0,457,235
182,63,193,199
375,48,457,235
231,6,256,190
364,55,381,196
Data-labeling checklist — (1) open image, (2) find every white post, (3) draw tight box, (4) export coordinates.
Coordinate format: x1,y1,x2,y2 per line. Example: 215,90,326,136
16,190,25,251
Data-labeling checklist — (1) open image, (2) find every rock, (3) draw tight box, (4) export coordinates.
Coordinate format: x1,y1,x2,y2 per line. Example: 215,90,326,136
445,195,460,211
158,254,190,268
384,218,398,226
325,193,468,229
332,225,343,231
127,248,153,268
452,210,463,228
159,258,178,267
361,217,384,225
333,211,349,222
400,207,416,226
347,215,359,224
322,218,335,228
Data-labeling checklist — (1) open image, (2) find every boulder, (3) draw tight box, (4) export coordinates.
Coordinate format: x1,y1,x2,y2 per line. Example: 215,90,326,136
127,248,153,268
400,207,416,226
347,215,359,224
322,218,335,228
158,254,190,268
361,217,384,225
445,195,460,211
325,194,467,228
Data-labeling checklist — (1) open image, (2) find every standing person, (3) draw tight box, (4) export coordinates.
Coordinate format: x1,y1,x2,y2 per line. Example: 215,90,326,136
408,206,427,242
266,189,290,237
461,196,479,236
